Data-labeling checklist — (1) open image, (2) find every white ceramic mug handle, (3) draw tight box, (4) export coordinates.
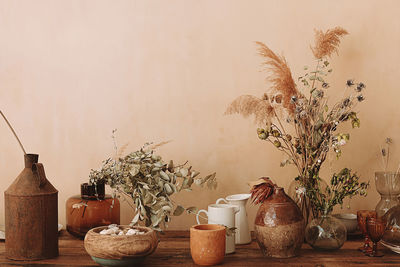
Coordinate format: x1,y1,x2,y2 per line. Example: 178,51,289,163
196,209,208,224
232,204,240,214
216,198,227,204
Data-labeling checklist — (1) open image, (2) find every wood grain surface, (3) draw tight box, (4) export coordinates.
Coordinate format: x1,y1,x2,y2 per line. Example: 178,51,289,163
0,230,399,266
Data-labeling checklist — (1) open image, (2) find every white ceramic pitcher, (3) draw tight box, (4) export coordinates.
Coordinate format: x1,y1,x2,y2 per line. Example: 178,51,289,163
217,193,251,244
196,203,239,254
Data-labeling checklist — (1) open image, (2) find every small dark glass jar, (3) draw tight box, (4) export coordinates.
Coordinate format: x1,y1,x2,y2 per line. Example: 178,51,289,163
66,183,120,238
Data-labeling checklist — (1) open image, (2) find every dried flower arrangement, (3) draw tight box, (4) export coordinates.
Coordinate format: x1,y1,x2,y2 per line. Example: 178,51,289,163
308,168,368,215
380,137,395,171
226,27,369,219
89,130,217,231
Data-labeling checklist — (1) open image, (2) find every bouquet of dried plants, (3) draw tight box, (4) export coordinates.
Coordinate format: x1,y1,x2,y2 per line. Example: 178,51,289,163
308,168,368,215
226,27,369,219
89,131,217,231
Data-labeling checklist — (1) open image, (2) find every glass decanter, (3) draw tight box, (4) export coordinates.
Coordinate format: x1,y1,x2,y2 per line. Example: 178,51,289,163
66,183,120,238
375,172,400,217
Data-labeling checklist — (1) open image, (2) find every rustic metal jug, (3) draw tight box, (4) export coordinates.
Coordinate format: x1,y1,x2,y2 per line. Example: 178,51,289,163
5,153,59,260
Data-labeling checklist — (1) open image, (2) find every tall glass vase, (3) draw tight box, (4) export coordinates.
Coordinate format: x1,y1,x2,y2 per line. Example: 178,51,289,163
375,171,400,217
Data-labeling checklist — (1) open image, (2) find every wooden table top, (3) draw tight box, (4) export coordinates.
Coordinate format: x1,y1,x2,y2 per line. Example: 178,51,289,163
0,230,399,266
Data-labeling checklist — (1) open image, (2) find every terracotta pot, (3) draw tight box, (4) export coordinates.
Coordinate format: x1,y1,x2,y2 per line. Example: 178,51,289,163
190,224,225,266
254,187,304,258
84,225,158,266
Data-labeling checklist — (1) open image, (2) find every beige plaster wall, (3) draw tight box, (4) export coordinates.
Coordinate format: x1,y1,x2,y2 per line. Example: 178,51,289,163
0,0,399,230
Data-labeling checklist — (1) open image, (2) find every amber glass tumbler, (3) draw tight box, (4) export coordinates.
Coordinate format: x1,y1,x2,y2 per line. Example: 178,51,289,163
66,183,120,238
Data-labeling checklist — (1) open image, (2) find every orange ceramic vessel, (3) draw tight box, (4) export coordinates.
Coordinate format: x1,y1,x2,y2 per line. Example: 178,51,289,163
190,224,226,266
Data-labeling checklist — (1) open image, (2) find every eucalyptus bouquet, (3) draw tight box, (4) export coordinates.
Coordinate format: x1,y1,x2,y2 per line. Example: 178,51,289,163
226,27,369,219
89,133,217,231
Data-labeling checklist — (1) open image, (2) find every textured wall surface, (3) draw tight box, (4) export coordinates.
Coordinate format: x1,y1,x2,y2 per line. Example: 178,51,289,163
0,0,399,229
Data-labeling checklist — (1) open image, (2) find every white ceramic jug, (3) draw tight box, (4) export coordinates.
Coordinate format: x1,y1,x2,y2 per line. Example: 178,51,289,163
196,203,239,254
216,194,251,244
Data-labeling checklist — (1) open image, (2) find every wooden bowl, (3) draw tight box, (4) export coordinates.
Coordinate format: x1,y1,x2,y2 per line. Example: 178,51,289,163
84,225,158,266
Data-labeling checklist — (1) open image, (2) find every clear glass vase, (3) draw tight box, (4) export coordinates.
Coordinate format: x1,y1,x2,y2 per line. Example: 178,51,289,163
305,214,347,250
375,172,400,217
288,179,327,225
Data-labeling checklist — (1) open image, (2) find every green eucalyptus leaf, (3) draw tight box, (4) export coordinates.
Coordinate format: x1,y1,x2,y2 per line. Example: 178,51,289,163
173,205,185,216
162,205,172,212
129,164,140,176
186,206,198,214
160,171,170,182
164,183,173,195
131,212,140,225
180,168,189,177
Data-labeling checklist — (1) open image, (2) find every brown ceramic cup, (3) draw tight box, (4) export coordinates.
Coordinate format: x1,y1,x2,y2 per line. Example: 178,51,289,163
190,224,226,266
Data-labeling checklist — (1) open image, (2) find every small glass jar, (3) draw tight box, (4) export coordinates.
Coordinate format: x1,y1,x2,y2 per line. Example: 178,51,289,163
305,214,347,250
66,183,120,238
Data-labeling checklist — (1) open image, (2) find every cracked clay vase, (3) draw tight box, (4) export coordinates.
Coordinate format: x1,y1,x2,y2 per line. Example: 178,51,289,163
254,187,304,258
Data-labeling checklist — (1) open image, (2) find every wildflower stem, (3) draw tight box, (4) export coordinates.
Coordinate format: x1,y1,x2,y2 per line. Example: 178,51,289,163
0,110,26,155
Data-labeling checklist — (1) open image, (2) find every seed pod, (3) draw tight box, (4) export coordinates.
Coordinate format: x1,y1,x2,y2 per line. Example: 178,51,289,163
272,130,280,137
273,140,281,148
258,133,267,140
257,128,264,135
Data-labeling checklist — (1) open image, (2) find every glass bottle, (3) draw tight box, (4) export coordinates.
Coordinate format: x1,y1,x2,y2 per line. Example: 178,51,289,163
375,172,400,217
305,214,347,250
66,183,120,238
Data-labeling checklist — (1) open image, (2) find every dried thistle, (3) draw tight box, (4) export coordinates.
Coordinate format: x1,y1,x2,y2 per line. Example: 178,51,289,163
311,27,348,59
256,41,300,114
225,95,274,125
381,137,394,171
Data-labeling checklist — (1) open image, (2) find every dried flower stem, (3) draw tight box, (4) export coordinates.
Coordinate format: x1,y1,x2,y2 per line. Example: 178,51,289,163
0,110,26,155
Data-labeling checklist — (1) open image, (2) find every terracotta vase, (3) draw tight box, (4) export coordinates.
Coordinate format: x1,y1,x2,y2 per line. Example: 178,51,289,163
190,224,225,266
254,187,304,258
66,183,120,238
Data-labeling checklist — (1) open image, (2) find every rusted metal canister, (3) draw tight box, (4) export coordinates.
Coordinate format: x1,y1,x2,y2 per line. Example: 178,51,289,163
5,153,58,260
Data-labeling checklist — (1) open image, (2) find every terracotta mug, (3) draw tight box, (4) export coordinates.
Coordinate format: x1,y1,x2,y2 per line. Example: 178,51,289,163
190,224,226,266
